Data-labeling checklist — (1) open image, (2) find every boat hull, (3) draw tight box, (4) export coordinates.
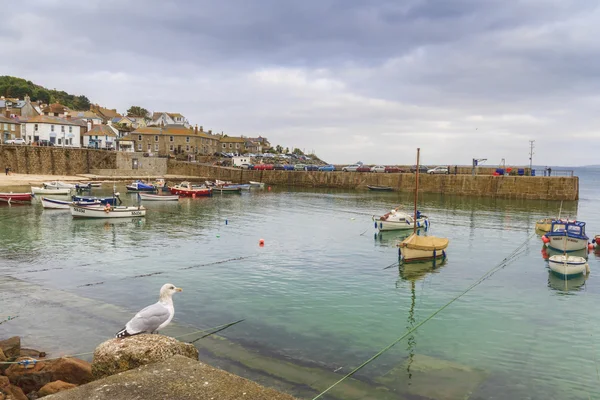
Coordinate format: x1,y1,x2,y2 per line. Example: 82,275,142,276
367,185,393,191
548,255,588,277
138,193,179,201
31,187,72,195
248,181,265,188
374,216,429,231
546,236,588,252
41,197,100,209
44,181,76,189
214,187,242,193
535,219,552,233
0,193,32,202
169,187,212,197
72,195,120,206
70,205,146,218
400,246,447,262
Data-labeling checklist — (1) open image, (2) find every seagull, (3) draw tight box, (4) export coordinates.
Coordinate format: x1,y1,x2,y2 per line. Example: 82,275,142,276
116,283,182,338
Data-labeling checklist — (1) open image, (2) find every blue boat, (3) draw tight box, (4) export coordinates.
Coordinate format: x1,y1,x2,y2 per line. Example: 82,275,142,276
126,181,157,192
72,194,122,206
544,220,589,252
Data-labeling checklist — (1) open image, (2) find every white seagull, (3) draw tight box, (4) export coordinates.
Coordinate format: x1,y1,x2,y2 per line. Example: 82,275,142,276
116,283,183,338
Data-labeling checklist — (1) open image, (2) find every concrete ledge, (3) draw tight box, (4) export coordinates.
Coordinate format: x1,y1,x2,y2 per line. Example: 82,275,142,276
46,355,297,400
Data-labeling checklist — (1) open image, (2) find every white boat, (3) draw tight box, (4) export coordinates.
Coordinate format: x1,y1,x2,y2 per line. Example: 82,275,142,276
373,208,428,231
548,254,589,277
70,204,146,218
544,220,589,252
41,197,100,209
31,186,72,195
249,181,265,188
43,181,76,189
215,179,232,186
138,193,179,201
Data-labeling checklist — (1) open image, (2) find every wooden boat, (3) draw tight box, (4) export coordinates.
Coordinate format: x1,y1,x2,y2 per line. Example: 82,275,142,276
398,148,449,262
225,184,251,190
548,254,589,277
126,181,157,192
374,207,428,231
535,218,553,233
31,186,72,195
213,186,242,194
249,181,265,188
0,192,33,203
41,197,100,209
72,194,121,206
138,193,179,201
367,185,393,191
43,181,76,189
70,204,146,218
169,182,212,197
543,220,589,252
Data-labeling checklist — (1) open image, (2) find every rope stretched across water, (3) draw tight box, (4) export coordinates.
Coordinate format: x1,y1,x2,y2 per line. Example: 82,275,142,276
311,232,536,400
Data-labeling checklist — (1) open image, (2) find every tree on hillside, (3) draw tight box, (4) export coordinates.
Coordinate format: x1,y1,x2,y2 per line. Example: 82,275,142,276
284,147,289,154
127,106,149,118
293,148,304,155
275,145,283,153
72,95,91,110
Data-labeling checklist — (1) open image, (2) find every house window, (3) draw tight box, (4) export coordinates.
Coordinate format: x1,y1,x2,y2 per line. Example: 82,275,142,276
138,143,142,151
61,126,65,132
155,135,159,142
138,135,142,141
3,123,7,130
186,136,190,143
69,127,72,133
222,143,225,148
229,143,232,148
51,125,54,132
236,144,240,149
169,136,174,142
147,143,151,151
169,144,174,151
58,138,62,145
186,145,189,151
34,124,38,131
11,124,15,131
155,143,159,151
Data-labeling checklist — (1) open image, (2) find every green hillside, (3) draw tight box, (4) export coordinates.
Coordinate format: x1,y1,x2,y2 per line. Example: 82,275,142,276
0,76,91,110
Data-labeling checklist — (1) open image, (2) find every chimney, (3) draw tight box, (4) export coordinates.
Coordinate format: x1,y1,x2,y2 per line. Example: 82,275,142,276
194,125,198,135
200,126,203,132
4,110,9,118
66,115,71,120
208,130,212,135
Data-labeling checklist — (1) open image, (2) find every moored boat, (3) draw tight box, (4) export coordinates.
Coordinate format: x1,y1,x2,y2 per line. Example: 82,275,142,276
126,181,157,192
225,184,250,190
0,192,33,203
535,218,553,233
31,186,72,195
367,185,393,191
213,186,242,194
169,182,212,197
137,193,179,201
548,254,589,277
41,197,100,209
373,208,429,231
72,194,121,206
215,179,232,186
75,182,92,190
249,181,265,188
70,204,146,218
543,220,589,252
43,181,76,189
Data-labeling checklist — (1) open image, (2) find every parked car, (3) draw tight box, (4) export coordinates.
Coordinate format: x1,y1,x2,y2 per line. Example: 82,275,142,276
253,164,274,170
385,166,404,173
411,165,428,173
240,163,254,170
294,164,307,171
371,165,386,173
427,166,449,174
274,164,285,170
38,140,54,147
263,153,276,159
318,165,336,171
283,164,295,171
4,138,26,145
356,166,372,172
342,164,361,172
304,165,319,171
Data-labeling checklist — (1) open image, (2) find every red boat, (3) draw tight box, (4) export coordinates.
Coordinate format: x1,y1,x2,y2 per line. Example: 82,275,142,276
0,192,33,203
169,182,212,197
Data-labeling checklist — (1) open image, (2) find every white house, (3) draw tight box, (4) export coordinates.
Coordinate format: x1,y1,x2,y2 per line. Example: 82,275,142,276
147,112,189,128
82,124,118,149
23,115,82,147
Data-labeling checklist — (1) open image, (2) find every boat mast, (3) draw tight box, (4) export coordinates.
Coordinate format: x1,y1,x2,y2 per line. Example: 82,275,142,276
413,148,420,234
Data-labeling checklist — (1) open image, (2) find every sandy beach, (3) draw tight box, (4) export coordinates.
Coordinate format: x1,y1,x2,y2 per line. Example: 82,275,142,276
0,173,89,188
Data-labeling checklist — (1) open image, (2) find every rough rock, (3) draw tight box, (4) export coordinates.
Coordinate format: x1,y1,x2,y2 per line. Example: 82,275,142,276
0,349,6,362
91,334,199,379
19,350,45,360
37,382,75,398
0,338,20,359
0,376,27,400
45,355,297,400
26,392,38,400
5,358,91,394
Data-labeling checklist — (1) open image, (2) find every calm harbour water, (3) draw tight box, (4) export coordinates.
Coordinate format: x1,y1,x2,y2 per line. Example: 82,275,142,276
2,169,600,399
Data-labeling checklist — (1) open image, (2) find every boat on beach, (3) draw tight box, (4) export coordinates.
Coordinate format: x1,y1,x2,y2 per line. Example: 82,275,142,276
543,220,589,252
547,254,589,277
0,192,33,203
31,186,72,195
70,204,146,218
126,180,157,192
72,194,121,206
137,193,179,201
374,207,429,231
169,182,212,197
41,197,100,209
367,185,393,191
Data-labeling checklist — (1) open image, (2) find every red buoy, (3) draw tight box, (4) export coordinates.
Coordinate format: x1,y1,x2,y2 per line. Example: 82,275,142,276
259,238,265,246
542,235,550,244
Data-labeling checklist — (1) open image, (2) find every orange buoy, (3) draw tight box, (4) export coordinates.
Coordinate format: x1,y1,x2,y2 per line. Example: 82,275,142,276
541,235,550,244
268,187,272,191
259,238,265,246
588,243,594,250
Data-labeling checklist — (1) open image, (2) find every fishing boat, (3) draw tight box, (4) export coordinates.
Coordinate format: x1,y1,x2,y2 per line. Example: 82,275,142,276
535,218,553,232
398,148,449,262
41,197,100,209
0,192,33,203
43,181,76,189
126,180,157,192
543,220,589,252
213,186,242,194
31,186,72,195
374,207,429,232
169,182,212,197
367,185,393,191
72,194,121,206
137,193,179,201
215,179,232,186
75,182,92,190
225,183,251,190
548,254,589,277
249,181,265,188
70,204,146,219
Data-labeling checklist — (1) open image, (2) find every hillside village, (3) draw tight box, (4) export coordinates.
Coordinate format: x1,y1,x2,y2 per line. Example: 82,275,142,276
0,93,313,165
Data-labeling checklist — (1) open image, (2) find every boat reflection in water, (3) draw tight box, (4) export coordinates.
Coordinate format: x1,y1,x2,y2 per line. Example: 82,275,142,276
374,228,426,247
547,271,588,293
541,246,589,261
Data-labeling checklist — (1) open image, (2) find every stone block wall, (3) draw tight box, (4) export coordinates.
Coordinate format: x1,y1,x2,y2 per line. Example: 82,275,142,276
167,161,578,201
0,145,116,175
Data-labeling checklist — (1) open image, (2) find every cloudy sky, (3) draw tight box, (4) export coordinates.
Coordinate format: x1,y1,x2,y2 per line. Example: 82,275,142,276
3,0,599,165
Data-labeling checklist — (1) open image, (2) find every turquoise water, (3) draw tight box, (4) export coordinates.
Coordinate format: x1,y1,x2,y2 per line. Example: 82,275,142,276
2,170,600,399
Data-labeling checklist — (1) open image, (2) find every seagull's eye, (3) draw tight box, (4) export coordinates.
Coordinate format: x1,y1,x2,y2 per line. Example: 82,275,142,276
170,286,175,289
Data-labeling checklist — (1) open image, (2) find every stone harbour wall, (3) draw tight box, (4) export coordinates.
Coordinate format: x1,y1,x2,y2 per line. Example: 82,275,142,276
0,145,117,175
167,161,579,200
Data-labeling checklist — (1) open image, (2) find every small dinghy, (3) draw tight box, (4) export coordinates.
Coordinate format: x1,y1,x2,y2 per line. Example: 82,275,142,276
548,254,589,277
126,180,157,192
138,193,179,201
72,194,121,206
213,186,242,194
0,192,33,204
41,197,100,209
249,181,265,188
31,186,72,195
70,204,146,218
367,185,393,191
43,181,76,189
535,218,553,233
374,207,429,231
169,182,212,197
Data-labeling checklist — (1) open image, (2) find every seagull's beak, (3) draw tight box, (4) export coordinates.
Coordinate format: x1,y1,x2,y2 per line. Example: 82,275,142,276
176,287,183,292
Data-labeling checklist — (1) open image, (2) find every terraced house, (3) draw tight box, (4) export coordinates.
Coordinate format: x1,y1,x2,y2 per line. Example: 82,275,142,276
0,114,20,143
130,125,219,157
219,136,247,154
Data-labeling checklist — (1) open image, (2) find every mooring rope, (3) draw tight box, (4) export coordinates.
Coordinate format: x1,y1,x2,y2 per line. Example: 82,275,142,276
311,232,536,400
